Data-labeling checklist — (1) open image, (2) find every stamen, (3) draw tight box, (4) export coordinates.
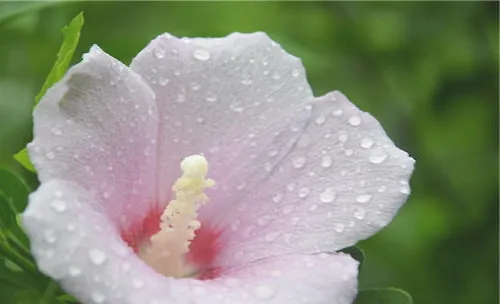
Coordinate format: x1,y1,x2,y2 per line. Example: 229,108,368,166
139,155,215,277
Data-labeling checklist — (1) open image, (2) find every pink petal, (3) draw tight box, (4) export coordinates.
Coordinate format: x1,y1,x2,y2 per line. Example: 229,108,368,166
213,91,414,266
130,32,313,209
23,180,358,304
28,46,159,236
131,33,413,268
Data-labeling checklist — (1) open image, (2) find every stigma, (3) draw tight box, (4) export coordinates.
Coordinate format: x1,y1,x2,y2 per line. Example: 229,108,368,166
139,155,215,277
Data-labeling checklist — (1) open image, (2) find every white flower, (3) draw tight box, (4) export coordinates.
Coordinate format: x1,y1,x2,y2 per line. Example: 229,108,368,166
22,32,414,304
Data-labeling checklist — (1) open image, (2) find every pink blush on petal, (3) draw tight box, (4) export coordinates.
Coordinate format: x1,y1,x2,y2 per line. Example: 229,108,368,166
186,224,223,276
120,203,223,278
120,204,162,252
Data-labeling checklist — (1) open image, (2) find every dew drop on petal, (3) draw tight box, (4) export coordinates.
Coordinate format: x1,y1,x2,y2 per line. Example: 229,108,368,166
46,151,55,160
315,115,326,125
334,223,345,233
292,69,300,77
44,230,57,243
91,292,106,304
360,137,374,148
272,192,284,203
298,187,310,198
356,194,372,203
348,115,361,126
50,199,66,212
89,249,107,265
51,127,62,135
193,49,210,61
68,266,81,277
159,77,170,86
292,156,306,168
320,188,336,203
377,185,387,193
332,109,343,116
354,208,366,220
338,134,348,143
321,155,332,168
369,149,388,164
153,47,165,59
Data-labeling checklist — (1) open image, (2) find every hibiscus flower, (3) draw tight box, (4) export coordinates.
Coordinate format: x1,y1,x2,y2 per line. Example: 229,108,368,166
22,32,414,304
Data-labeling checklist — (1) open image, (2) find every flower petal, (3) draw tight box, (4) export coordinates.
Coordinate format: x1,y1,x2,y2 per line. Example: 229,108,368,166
130,32,313,205
212,91,415,266
29,46,159,228
23,180,358,304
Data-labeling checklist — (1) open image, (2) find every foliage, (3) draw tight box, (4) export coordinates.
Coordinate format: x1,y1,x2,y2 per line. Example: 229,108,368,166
0,2,497,304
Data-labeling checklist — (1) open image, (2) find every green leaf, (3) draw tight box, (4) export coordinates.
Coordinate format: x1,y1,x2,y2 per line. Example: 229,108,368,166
13,12,84,172
0,2,59,24
13,150,35,173
341,246,365,269
12,289,43,304
355,288,413,304
35,12,84,105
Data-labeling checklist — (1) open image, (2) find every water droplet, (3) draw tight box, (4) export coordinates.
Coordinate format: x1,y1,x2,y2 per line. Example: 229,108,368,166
241,79,253,86
254,284,276,300
320,188,336,203
344,149,353,156
44,230,56,243
51,127,62,135
354,208,365,220
369,149,388,164
377,185,387,192
348,116,361,126
176,94,186,103
68,266,81,277
332,109,343,116
153,47,165,59
89,249,107,265
356,194,372,203
272,72,281,80
272,192,284,203
193,49,210,61
292,69,300,77
230,103,244,112
103,192,111,199
268,149,278,157
321,156,332,168
292,156,306,168
298,187,310,198
338,134,348,143
400,187,410,194
46,151,55,160
206,95,217,103
315,115,326,125
91,292,105,303
360,137,374,148
236,183,246,190
159,77,170,86
309,204,318,211
50,199,66,212
334,223,345,233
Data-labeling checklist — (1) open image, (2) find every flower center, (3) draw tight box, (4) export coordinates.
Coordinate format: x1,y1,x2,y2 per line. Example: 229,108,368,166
138,155,215,277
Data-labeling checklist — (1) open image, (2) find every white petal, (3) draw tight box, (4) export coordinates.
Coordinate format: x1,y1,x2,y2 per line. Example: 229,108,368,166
130,32,313,205
29,46,159,228
212,91,415,266
23,180,358,304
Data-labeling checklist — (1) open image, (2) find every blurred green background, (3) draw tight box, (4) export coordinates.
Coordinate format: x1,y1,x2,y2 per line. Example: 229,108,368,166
0,2,498,304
